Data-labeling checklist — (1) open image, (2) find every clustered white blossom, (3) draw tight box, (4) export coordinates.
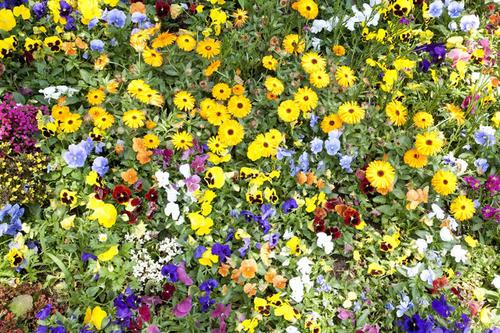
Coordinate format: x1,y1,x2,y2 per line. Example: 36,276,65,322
126,231,183,287
39,85,79,102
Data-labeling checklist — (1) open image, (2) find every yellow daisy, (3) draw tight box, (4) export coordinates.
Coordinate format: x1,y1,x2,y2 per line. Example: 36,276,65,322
338,101,365,124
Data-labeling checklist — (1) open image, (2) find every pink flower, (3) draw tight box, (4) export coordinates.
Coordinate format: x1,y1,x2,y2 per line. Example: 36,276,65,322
185,175,201,192
446,48,470,67
172,296,192,318
147,325,161,333
177,262,193,286
337,308,353,320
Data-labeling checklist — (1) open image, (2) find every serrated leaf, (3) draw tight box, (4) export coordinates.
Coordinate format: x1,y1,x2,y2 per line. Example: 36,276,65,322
9,295,33,317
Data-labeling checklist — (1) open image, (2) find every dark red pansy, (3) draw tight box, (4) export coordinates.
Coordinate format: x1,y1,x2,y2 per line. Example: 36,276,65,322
155,0,170,18
138,303,151,322
112,185,131,204
145,188,158,202
343,207,361,226
161,283,176,300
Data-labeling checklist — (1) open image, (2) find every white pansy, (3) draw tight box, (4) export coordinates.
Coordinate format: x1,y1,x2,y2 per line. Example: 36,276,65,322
283,229,294,240
453,158,468,175
289,276,304,302
165,186,179,202
155,170,170,188
405,263,423,277
429,204,445,220
179,164,191,178
297,257,313,276
420,268,436,285
317,232,334,254
164,202,180,221
439,227,454,242
492,275,500,290
450,245,467,263
311,37,321,50
286,326,300,333
415,238,428,253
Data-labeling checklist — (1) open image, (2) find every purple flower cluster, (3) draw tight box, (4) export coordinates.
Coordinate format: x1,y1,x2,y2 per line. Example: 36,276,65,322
0,94,44,153
240,204,276,234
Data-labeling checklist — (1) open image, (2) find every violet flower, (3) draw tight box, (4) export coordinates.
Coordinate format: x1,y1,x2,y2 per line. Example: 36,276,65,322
172,296,192,318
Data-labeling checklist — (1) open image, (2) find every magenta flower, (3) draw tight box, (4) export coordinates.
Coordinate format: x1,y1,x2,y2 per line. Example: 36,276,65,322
191,154,208,173
172,296,192,318
147,325,161,333
337,308,353,320
177,262,193,286
185,175,201,192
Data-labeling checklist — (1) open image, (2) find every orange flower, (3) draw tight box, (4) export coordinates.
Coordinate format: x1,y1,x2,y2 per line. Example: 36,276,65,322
121,169,138,185
272,275,287,289
264,268,277,283
75,37,87,50
231,268,241,283
218,263,230,277
316,179,325,189
260,243,271,266
266,92,278,100
137,150,153,164
106,81,119,94
61,42,77,56
146,120,156,129
115,143,124,155
130,2,146,13
306,172,316,185
232,84,245,95
243,283,257,297
296,171,307,185
240,259,257,279
132,138,146,152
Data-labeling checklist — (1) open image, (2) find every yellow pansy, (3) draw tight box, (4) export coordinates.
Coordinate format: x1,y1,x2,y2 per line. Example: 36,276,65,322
97,245,118,262
286,236,303,256
87,195,117,228
275,302,300,321
189,212,214,236
78,0,102,24
84,306,107,330
0,9,16,32
199,248,218,267
86,171,100,186
13,5,30,19
60,215,76,230
241,318,258,333
205,166,225,189
464,235,478,248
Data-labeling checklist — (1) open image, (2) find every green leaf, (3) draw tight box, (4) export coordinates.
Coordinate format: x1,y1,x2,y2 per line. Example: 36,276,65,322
45,252,73,284
9,295,33,318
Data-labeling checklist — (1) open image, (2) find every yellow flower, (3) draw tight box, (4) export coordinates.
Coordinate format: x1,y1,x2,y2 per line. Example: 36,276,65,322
143,134,160,149
309,70,330,89
59,113,82,133
60,215,76,230
262,55,278,71
415,131,443,156
97,245,119,262
142,48,163,67
5,248,23,267
212,83,231,101
173,90,195,111
189,212,214,236
199,247,218,266
172,131,193,150
87,195,117,228
403,148,428,168
294,86,318,112
464,235,478,248
241,318,259,333
196,38,221,59
84,306,107,330
450,195,475,221
78,0,102,24
232,8,248,28
367,262,385,276
218,119,244,146
332,44,346,56
0,9,16,32
176,34,196,51
338,101,365,124
264,77,284,96
122,109,146,129
227,95,252,118
366,160,395,190
278,100,300,123
275,302,301,321
13,5,31,20
204,60,221,77
321,113,343,133
204,166,225,189
286,236,303,256
292,0,318,20
385,100,407,126
335,66,356,88
283,34,305,55
431,170,457,196
86,171,100,186
413,111,434,129
87,89,106,105
301,52,326,74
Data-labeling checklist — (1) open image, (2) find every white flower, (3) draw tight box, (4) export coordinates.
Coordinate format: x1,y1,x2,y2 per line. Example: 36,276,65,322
453,159,468,175
297,257,313,276
450,245,467,263
155,170,170,188
415,239,428,254
310,17,338,33
428,204,445,220
98,233,108,242
283,229,294,240
405,263,423,277
164,202,180,221
420,268,436,285
492,275,500,290
289,277,304,302
311,37,321,50
439,227,454,242
317,232,334,254
39,86,78,102
179,164,191,178
286,326,300,333
165,186,179,202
